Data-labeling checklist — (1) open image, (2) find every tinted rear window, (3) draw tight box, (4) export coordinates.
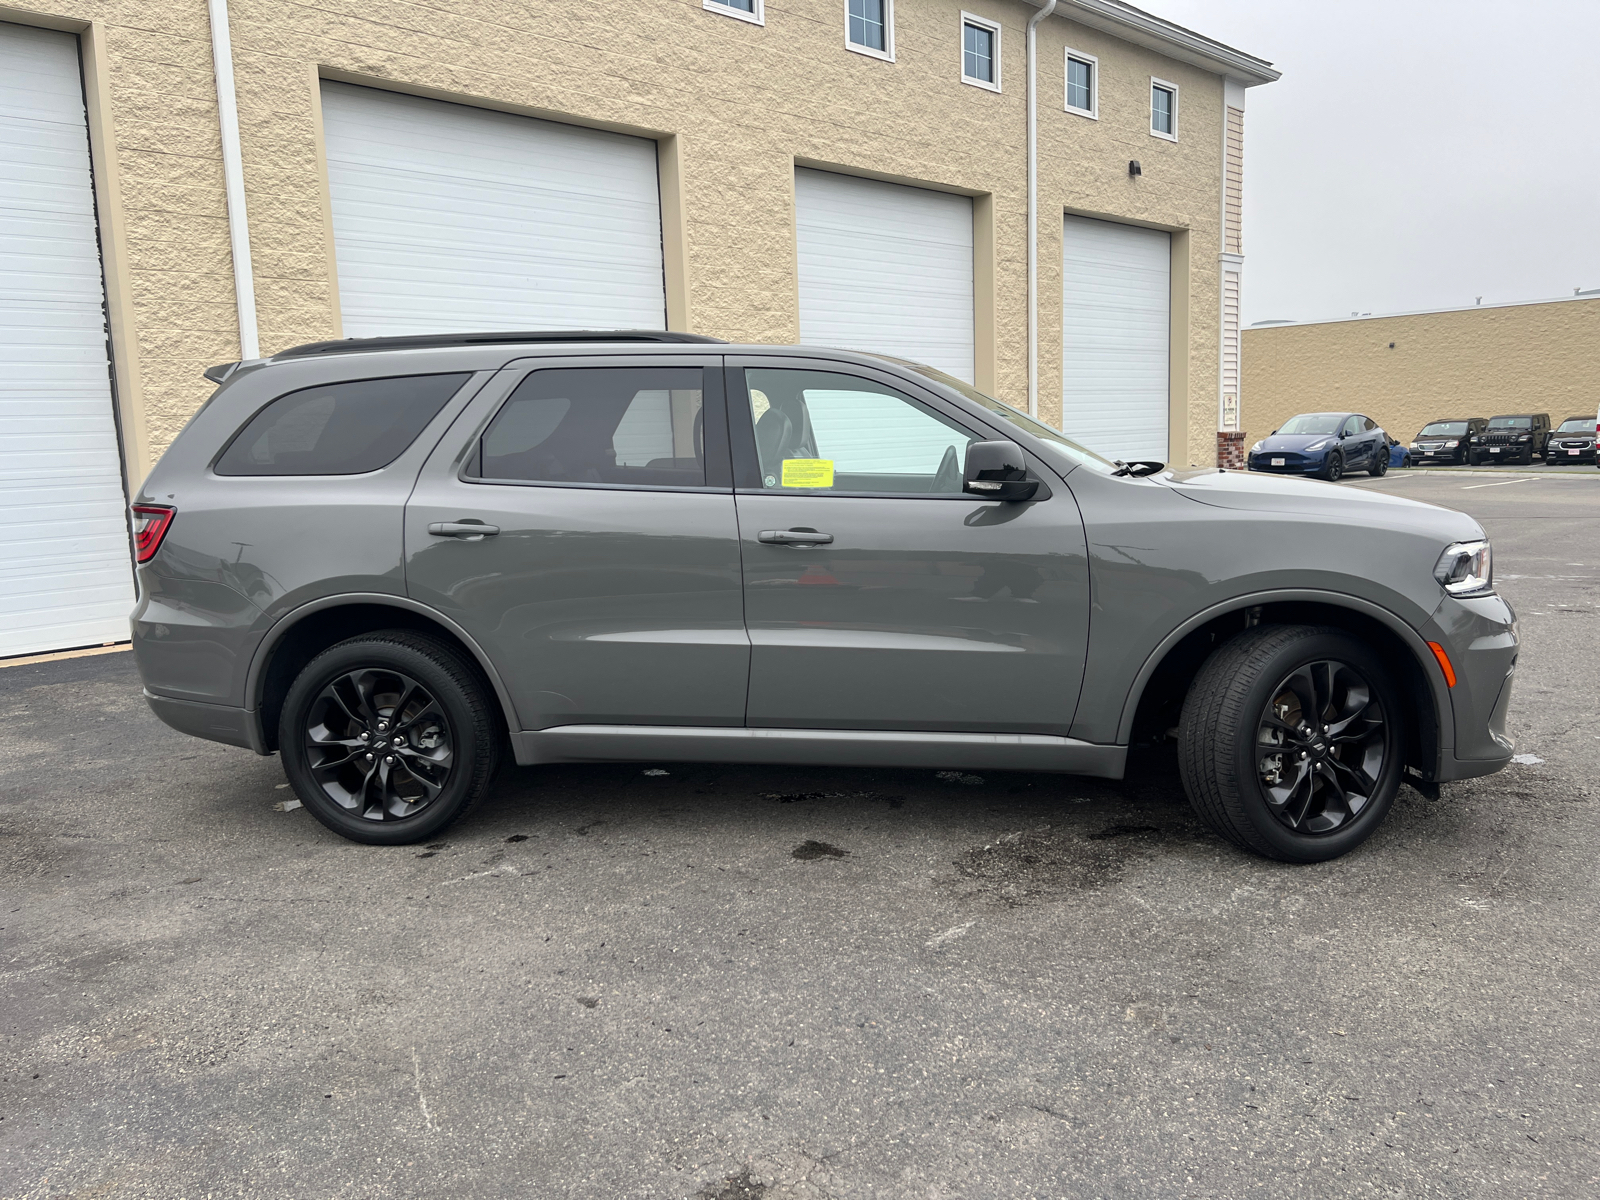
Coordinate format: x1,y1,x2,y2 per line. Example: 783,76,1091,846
474,367,707,487
215,373,471,475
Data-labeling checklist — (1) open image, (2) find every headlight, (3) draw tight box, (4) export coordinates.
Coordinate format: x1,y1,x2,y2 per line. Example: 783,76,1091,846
1434,540,1492,596
1516,434,1531,441
1305,439,1330,452
1408,441,1420,449
1444,439,1459,448
1250,441,1264,453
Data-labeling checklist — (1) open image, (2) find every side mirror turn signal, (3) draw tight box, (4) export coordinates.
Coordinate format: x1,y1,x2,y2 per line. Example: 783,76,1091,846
963,440,1039,502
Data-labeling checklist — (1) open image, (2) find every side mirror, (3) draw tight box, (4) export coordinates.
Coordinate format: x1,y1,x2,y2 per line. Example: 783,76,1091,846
964,440,1039,502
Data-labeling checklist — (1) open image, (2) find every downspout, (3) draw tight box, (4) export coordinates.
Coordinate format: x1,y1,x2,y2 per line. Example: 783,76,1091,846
208,0,259,359
1026,0,1058,419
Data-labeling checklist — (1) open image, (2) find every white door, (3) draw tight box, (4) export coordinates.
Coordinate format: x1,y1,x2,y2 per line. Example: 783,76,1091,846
1061,214,1171,462
320,82,667,337
795,168,975,383
0,23,134,658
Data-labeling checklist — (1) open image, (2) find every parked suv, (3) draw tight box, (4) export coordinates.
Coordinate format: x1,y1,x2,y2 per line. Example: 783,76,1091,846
1409,418,1486,466
1545,416,1596,466
130,332,1517,863
1472,413,1550,464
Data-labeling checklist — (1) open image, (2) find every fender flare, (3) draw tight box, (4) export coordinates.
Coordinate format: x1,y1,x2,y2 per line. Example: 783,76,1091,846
243,593,523,742
1113,587,1453,749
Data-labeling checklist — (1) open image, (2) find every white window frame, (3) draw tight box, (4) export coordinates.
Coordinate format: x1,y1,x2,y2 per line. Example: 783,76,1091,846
959,13,1002,92
1064,48,1098,118
703,0,764,27
1150,76,1179,141
845,0,895,62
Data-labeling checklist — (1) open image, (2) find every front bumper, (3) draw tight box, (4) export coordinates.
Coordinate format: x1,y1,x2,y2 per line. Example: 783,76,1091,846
1430,592,1517,779
1247,453,1328,475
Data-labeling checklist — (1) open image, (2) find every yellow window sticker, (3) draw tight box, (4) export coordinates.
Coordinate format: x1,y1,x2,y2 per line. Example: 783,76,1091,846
781,459,834,489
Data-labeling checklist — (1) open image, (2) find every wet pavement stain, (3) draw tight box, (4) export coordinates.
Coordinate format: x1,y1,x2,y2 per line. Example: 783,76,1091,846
792,840,849,861
951,824,1164,904
696,1168,767,1199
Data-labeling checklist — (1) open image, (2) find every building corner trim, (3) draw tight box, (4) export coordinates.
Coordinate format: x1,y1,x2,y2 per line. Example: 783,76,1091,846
1025,0,1058,420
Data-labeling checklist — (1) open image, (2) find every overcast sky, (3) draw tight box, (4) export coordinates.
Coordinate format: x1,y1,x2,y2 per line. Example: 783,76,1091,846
1147,0,1600,326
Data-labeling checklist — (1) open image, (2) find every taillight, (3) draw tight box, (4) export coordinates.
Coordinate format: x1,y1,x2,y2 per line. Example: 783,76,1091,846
131,505,175,563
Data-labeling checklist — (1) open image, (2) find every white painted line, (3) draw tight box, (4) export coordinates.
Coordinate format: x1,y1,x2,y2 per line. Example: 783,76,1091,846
1461,477,1539,490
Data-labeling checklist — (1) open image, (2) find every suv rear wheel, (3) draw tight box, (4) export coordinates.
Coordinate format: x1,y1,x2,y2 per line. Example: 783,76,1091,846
279,631,502,845
1177,625,1403,862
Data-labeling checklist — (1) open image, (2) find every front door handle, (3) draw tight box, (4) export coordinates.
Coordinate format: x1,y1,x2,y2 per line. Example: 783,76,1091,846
758,529,833,546
428,521,500,539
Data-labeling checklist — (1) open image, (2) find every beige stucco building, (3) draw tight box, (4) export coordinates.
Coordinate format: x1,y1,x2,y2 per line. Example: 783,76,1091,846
1242,295,1600,446
1,0,1275,656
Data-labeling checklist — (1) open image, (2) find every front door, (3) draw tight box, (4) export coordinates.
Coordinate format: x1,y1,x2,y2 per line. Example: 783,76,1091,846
405,358,749,730
727,360,1090,735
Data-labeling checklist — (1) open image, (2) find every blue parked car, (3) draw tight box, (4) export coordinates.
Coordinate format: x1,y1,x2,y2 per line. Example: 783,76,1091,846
1389,440,1412,469
1247,412,1391,481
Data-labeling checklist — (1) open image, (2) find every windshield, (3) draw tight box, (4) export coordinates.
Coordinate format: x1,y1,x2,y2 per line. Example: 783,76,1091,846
1557,418,1592,432
1488,417,1532,429
1276,413,1345,436
1419,421,1468,437
874,357,1120,475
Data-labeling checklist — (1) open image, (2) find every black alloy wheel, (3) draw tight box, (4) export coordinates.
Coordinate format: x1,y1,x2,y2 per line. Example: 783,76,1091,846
1254,660,1388,834
304,667,453,821
1320,451,1344,482
279,631,502,844
1368,447,1388,477
1178,624,1404,862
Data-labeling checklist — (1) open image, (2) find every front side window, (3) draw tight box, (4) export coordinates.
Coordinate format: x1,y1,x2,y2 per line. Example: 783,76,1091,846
1065,51,1096,116
704,0,763,23
742,368,973,495
847,0,891,56
1151,79,1177,139
215,373,471,476
476,367,708,488
961,17,999,89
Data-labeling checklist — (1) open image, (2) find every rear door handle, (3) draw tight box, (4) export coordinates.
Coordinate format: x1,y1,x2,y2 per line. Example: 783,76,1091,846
758,529,833,546
428,521,499,539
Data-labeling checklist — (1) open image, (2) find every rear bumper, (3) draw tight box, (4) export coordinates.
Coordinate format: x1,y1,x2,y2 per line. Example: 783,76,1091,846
144,689,268,754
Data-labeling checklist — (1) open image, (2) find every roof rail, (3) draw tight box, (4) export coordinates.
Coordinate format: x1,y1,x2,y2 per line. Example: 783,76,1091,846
271,330,727,360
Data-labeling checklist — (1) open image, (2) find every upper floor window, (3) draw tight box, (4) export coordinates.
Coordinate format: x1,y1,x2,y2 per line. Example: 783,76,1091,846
846,0,893,60
1150,78,1178,140
961,14,1001,91
1065,50,1097,117
704,0,763,26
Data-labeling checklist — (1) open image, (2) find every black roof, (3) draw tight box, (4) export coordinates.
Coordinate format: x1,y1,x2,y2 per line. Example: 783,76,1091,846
271,329,726,360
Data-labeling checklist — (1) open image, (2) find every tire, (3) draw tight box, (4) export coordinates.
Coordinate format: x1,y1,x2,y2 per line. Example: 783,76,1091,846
1318,452,1344,482
1368,448,1388,477
278,630,503,845
1177,625,1404,863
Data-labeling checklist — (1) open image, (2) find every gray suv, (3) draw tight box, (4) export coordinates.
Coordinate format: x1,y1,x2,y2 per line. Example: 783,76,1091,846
130,332,1517,862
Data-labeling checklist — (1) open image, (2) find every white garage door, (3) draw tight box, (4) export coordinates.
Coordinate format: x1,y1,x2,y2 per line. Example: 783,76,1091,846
795,168,974,383
0,23,133,658
320,82,666,337
1061,214,1170,462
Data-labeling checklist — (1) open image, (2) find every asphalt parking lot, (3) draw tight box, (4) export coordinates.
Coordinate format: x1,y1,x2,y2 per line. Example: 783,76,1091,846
4,472,1597,1199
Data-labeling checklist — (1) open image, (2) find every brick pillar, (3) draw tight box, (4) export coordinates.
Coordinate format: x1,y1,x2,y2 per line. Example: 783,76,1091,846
1217,430,1246,469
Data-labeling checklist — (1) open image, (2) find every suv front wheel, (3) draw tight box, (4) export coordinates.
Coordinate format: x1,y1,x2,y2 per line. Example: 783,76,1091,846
279,631,502,845
1178,625,1404,862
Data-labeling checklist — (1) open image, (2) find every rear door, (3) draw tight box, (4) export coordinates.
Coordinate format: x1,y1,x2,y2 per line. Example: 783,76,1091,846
404,356,748,730
727,358,1090,734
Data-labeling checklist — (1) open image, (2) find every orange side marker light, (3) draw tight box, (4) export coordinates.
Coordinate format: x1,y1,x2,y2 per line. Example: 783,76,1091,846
1427,641,1457,688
